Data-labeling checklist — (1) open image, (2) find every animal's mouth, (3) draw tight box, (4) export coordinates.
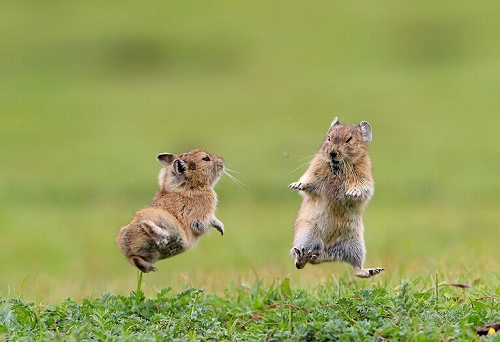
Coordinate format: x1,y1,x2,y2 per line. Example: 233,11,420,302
329,158,341,174
331,164,340,174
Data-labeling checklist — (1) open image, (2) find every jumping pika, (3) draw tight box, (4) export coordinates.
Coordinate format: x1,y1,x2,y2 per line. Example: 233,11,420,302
289,117,384,278
117,149,225,273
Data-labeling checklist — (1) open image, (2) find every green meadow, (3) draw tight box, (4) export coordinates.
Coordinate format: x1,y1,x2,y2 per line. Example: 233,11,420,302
1,1,500,340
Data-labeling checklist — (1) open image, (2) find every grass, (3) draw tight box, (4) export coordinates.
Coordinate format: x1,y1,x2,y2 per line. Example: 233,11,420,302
2,275,500,341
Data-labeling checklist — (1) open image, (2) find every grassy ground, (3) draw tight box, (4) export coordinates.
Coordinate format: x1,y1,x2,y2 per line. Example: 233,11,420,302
1,1,500,340
2,275,500,341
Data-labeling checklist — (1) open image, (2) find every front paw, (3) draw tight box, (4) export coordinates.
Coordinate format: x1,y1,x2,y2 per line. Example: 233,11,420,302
346,187,362,197
215,223,225,236
215,225,224,236
211,219,225,236
289,182,305,191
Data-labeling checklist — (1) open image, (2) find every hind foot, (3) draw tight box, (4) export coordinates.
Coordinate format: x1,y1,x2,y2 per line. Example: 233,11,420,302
293,246,317,269
129,256,157,273
354,267,384,278
142,220,169,247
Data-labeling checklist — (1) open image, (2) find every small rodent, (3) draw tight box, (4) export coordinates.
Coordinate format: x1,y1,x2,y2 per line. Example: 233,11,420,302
117,149,225,273
289,117,384,278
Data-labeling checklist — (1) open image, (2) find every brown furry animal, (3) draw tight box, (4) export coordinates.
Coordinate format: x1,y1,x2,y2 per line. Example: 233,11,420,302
117,149,225,273
289,117,384,278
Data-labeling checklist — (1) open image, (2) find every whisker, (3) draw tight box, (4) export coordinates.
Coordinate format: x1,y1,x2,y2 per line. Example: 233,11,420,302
318,156,330,165
287,160,312,175
231,176,250,188
297,153,316,162
223,170,250,188
229,175,250,188
224,171,236,184
224,167,239,174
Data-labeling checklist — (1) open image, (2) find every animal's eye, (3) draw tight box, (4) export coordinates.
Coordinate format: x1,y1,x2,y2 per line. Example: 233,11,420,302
202,156,210,161
346,136,352,143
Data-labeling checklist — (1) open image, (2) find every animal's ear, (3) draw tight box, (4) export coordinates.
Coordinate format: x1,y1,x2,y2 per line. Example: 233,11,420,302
173,159,187,179
359,121,372,142
326,117,340,138
158,153,175,165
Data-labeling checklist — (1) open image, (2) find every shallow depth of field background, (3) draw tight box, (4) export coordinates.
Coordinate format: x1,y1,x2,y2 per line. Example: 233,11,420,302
1,1,499,302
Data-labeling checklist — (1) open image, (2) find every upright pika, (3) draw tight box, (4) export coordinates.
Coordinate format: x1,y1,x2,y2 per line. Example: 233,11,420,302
117,149,225,273
289,118,384,278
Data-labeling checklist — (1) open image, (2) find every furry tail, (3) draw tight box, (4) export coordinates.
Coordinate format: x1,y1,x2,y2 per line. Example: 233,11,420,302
128,256,157,273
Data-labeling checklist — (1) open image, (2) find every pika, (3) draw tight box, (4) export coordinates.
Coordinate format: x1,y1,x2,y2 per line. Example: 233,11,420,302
117,149,225,273
289,118,384,278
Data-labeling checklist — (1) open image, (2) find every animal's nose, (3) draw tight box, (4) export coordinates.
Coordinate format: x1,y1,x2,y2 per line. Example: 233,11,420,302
330,151,338,159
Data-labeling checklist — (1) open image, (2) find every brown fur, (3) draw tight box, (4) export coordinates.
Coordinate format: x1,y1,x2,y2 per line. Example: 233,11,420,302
289,118,384,278
117,149,225,273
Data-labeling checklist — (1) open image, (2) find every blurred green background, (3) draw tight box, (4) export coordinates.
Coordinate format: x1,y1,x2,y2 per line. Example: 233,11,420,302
1,1,499,302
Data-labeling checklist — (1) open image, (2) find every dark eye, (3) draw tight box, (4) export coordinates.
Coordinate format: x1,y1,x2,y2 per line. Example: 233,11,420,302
346,136,352,143
202,156,210,161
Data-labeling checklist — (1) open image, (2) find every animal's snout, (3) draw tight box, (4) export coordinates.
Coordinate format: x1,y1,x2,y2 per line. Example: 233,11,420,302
216,159,224,171
329,150,338,159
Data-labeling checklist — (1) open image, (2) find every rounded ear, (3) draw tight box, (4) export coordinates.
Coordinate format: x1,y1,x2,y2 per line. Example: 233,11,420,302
326,117,340,137
330,117,339,128
158,153,175,164
173,159,187,179
359,121,372,142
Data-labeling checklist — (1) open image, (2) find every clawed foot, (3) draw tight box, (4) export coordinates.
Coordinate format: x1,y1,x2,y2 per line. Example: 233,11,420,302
289,182,305,191
346,187,362,197
130,256,157,273
354,267,384,278
155,237,168,247
143,221,169,246
214,225,224,236
138,264,157,273
212,219,225,236
293,246,317,269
